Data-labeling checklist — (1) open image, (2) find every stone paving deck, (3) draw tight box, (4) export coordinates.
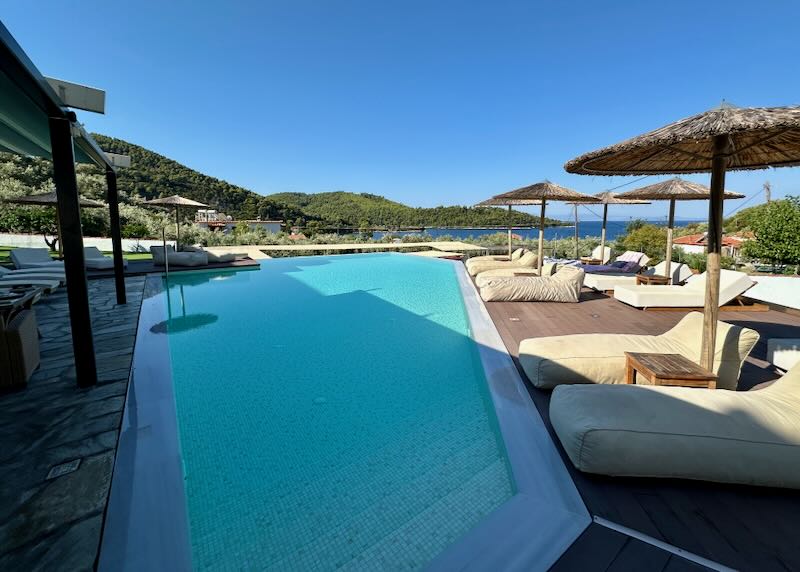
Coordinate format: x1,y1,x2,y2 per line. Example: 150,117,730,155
0,277,145,570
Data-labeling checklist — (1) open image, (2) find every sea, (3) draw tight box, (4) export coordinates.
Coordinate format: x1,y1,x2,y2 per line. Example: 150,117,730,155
372,219,702,242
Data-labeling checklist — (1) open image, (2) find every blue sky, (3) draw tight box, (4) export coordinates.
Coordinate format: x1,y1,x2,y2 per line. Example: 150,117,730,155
4,1,800,221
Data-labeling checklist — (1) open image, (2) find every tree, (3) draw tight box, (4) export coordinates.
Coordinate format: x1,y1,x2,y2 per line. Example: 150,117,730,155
741,197,800,268
617,224,668,263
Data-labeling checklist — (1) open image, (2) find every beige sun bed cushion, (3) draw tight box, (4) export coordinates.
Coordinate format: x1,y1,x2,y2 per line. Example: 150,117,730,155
583,262,693,293
519,312,759,391
474,262,557,288
465,248,526,267
549,363,800,489
465,251,537,276
614,269,754,309
479,266,584,303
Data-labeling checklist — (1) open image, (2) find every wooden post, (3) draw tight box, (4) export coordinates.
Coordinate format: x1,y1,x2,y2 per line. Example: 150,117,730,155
664,198,676,281
48,116,97,387
507,205,512,258
600,203,608,263
537,199,546,274
701,135,730,371
573,204,579,259
106,169,126,305
175,206,180,251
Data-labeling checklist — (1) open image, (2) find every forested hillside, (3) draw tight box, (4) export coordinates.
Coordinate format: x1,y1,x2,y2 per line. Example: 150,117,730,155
1,135,553,239
266,191,552,228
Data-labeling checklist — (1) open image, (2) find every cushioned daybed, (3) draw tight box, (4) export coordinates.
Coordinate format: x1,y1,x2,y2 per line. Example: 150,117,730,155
614,269,754,309
465,250,537,276
474,262,558,288
519,312,759,390
584,261,693,292
479,266,584,303
549,362,800,489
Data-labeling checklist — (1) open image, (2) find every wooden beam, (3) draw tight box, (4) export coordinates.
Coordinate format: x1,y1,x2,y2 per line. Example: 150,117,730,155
48,116,97,387
600,203,608,263
538,199,546,275
664,198,675,280
700,135,731,370
106,169,126,305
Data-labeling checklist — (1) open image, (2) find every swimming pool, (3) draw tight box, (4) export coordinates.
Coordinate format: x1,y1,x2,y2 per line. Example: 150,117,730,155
101,253,589,571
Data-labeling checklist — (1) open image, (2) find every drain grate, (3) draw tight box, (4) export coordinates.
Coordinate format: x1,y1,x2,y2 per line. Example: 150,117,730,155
46,459,81,480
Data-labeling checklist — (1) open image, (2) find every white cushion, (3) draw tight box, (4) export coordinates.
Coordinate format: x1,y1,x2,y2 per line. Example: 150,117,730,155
549,363,800,489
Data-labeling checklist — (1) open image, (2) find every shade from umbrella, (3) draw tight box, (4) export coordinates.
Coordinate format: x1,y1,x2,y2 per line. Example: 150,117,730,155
565,104,800,370
7,191,104,255
144,195,208,249
616,178,744,278
476,197,541,258
490,181,599,273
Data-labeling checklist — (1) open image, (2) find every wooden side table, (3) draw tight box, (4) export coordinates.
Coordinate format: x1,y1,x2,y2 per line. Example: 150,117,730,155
580,257,602,265
635,274,671,286
625,352,717,389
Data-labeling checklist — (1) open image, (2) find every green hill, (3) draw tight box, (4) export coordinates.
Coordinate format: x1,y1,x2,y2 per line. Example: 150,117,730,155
265,191,553,228
1,134,553,234
94,135,548,228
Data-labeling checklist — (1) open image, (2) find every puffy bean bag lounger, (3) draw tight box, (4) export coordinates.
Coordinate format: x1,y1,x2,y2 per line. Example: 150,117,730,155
465,248,526,268
614,269,754,309
549,362,800,488
465,251,537,276
474,262,557,288
479,266,584,303
519,312,759,390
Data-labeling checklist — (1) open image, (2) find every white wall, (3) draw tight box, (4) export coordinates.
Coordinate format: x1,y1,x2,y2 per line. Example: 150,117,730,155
0,232,175,253
674,244,705,255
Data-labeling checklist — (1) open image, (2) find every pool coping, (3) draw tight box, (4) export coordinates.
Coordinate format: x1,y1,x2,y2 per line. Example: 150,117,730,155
424,261,590,571
98,256,589,571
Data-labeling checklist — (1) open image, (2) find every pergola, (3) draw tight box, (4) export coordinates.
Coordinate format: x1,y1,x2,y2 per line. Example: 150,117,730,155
0,22,127,387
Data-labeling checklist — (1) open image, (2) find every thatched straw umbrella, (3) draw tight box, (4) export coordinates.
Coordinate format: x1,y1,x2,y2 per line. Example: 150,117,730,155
569,191,651,262
565,104,800,370
7,190,104,256
144,195,208,250
616,178,743,279
489,182,600,273
476,197,541,258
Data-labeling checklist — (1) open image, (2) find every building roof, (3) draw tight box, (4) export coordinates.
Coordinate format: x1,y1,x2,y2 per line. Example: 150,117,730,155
673,232,750,247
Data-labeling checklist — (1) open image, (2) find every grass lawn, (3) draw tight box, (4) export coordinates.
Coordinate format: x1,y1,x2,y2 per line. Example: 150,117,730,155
0,246,152,266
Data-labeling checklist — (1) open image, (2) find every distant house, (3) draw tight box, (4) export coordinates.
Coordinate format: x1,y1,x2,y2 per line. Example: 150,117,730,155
195,209,282,234
673,232,752,257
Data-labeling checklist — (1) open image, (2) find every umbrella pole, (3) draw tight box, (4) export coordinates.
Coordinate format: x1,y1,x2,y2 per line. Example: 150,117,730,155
600,203,608,263
665,198,675,280
573,204,579,259
507,205,512,258
56,209,63,257
175,206,180,251
701,135,730,371
537,199,546,274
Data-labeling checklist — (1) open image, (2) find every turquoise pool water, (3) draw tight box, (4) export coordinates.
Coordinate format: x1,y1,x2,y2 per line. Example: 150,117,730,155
162,253,515,570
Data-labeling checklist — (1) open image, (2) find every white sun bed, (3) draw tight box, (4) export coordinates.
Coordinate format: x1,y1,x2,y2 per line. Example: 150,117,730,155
549,362,800,489
613,269,755,309
0,266,65,282
584,261,693,292
465,250,538,276
0,277,61,292
10,248,65,270
84,246,128,270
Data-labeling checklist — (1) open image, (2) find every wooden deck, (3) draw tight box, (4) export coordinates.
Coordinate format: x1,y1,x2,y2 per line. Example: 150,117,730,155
481,288,800,571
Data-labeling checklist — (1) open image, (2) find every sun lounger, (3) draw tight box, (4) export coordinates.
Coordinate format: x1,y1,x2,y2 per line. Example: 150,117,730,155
0,266,65,282
614,269,754,309
479,266,584,303
518,312,759,390
583,261,693,292
465,250,538,276
84,246,128,270
0,309,40,389
10,248,64,270
465,248,527,266
549,362,800,489
0,277,60,292
474,262,557,288
151,245,208,267
181,245,236,263
589,244,612,264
